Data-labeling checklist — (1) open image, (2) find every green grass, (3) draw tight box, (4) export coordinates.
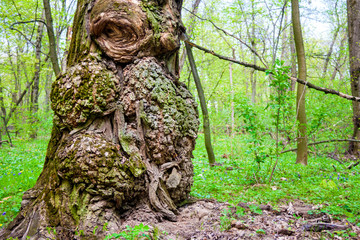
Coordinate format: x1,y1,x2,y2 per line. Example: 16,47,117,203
0,133,360,230
191,134,360,226
0,137,48,227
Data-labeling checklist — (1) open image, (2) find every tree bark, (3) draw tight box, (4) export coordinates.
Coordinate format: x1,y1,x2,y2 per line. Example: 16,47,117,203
1,0,199,239
347,0,360,154
291,0,308,165
43,0,61,76
185,41,216,166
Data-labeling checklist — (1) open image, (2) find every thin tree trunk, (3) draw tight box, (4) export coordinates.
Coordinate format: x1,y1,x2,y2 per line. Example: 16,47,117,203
322,27,340,79
230,58,235,154
0,77,4,147
44,70,53,112
290,24,297,91
291,0,308,165
347,0,360,154
179,0,202,72
43,0,61,76
330,32,347,82
30,11,45,139
0,78,13,147
281,9,289,62
185,41,216,166
230,62,235,140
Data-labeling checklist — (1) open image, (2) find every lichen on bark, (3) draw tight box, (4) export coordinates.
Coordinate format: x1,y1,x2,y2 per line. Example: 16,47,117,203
0,0,198,239
51,54,120,128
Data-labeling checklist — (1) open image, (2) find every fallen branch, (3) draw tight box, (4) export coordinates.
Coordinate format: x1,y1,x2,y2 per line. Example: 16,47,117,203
281,139,360,154
185,40,360,102
303,223,350,232
347,161,360,169
327,153,344,165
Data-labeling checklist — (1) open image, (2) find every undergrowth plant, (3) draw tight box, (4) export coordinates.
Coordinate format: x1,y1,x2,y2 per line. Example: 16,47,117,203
234,60,293,183
219,208,234,231
266,60,292,183
236,97,268,182
104,224,151,240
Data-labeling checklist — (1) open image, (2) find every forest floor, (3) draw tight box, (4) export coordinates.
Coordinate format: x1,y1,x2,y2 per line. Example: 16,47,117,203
117,198,360,240
1,134,360,239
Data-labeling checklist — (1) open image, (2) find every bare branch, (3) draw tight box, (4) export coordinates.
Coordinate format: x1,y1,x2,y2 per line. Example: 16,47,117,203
10,20,47,28
186,40,360,102
281,139,360,154
185,40,267,72
347,161,360,169
290,77,360,102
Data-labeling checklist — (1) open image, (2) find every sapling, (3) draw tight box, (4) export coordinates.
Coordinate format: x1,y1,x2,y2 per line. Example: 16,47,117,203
266,60,292,183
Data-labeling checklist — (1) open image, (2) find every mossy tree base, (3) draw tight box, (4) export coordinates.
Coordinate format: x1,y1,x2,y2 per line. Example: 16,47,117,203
0,0,198,239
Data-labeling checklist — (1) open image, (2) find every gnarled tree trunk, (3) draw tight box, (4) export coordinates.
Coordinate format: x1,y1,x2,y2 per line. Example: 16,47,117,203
0,0,199,239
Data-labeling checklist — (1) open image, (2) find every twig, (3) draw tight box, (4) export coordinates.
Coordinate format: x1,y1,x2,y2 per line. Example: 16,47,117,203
289,76,360,102
10,19,47,28
1,116,13,147
332,164,337,172
269,158,279,184
183,7,268,68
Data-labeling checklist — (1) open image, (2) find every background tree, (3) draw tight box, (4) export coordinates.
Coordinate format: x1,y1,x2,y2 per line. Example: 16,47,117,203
291,0,308,165
43,0,60,76
347,0,360,154
186,40,216,166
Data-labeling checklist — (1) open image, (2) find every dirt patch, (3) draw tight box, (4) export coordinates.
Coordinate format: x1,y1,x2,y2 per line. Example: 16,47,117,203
119,199,360,239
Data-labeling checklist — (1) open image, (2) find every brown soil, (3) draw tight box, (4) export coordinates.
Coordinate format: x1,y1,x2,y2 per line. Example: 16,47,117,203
118,199,360,240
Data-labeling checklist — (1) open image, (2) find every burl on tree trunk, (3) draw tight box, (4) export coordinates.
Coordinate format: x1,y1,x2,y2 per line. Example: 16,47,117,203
1,0,199,239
